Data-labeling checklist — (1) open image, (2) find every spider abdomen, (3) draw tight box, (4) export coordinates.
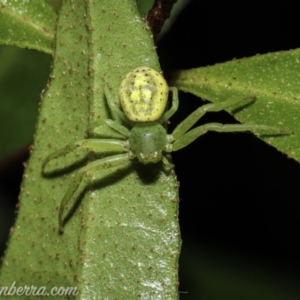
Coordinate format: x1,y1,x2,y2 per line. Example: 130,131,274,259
119,66,169,122
129,123,167,164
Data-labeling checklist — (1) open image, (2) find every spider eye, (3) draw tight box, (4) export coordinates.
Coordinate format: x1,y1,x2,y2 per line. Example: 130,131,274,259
119,67,169,122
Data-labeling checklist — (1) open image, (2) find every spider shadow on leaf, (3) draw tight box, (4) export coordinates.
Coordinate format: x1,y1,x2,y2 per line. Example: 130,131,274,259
58,159,133,232
59,159,167,231
134,159,169,185
230,95,256,115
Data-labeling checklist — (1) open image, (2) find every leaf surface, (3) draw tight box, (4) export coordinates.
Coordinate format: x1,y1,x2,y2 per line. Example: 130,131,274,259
0,1,180,299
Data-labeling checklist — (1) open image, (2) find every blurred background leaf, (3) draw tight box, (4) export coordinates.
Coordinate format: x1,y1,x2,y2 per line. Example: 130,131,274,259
0,46,51,160
0,0,56,53
0,46,51,257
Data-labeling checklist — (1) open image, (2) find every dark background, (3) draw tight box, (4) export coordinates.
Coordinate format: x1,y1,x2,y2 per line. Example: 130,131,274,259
157,1,300,299
1,1,300,299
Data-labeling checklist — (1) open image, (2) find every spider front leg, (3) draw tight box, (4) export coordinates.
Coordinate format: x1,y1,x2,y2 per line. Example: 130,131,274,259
58,153,133,232
42,139,129,173
171,97,257,142
167,98,290,151
172,122,289,151
42,138,131,232
42,117,130,172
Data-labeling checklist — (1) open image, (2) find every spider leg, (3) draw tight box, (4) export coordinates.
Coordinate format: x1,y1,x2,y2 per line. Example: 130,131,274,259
58,153,133,232
86,118,130,138
159,87,179,123
162,155,174,169
170,96,256,141
104,85,131,125
172,122,289,151
42,139,128,173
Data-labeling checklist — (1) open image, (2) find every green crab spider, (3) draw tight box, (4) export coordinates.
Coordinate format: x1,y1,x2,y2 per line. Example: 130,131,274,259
42,66,287,232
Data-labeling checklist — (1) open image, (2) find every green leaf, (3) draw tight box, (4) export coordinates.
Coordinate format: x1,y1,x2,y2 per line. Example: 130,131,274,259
0,0,56,54
0,0,180,299
174,50,299,161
